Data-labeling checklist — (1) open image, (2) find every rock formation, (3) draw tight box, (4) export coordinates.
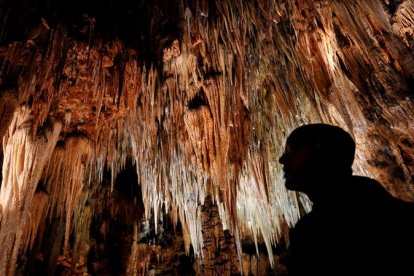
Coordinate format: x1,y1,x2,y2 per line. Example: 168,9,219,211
0,0,413,275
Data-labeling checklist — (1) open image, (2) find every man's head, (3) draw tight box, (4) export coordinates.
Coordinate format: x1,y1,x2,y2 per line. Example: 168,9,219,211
279,124,355,195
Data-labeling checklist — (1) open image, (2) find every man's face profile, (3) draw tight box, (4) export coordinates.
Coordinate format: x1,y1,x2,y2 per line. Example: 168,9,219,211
279,142,314,192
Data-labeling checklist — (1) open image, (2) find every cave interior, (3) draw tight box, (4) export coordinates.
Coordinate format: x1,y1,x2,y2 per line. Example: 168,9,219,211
0,0,413,275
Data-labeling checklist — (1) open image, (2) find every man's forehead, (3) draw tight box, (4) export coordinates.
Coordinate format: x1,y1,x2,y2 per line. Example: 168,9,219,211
284,141,313,152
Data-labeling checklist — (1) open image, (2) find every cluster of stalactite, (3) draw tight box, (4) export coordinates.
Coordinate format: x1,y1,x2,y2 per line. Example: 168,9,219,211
0,0,413,274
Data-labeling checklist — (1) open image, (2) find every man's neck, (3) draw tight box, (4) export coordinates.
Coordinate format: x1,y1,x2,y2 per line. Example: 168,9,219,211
307,174,353,205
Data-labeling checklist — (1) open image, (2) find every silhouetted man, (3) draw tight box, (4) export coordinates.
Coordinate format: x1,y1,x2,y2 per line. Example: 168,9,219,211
279,123,413,276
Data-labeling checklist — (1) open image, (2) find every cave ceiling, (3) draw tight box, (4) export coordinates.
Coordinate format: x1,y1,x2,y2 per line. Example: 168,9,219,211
0,0,413,275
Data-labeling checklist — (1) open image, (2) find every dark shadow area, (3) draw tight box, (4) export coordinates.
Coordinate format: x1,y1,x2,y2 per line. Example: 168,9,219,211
0,0,183,67
87,161,144,275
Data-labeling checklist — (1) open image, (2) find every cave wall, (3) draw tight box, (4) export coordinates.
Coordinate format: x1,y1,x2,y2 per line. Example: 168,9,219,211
0,0,413,275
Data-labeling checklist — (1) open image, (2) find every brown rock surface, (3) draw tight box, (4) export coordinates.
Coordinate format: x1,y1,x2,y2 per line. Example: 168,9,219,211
0,0,413,274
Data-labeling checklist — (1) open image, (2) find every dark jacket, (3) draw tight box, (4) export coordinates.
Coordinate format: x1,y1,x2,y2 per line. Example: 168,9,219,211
287,176,414,276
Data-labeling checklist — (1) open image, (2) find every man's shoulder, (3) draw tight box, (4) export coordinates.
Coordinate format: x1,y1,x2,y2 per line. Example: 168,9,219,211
349,175,392,198
350,175,414,212
350,175,382,187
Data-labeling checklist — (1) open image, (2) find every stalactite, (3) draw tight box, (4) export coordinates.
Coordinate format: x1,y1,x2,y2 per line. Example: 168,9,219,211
22,190,49,253
0,90,18,141
72,197,92,269
392,0,414,47
0,106,61,276
42,136,93,257
0,90,18,182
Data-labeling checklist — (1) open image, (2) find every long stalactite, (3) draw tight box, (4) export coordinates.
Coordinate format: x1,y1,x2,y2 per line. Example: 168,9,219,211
0,106,61,276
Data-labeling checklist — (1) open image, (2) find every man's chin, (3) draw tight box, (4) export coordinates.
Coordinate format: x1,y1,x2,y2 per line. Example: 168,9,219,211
284,179,303,192
284,180,296,191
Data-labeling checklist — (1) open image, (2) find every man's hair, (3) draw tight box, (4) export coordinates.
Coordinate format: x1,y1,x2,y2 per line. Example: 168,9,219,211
287,123,356,171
